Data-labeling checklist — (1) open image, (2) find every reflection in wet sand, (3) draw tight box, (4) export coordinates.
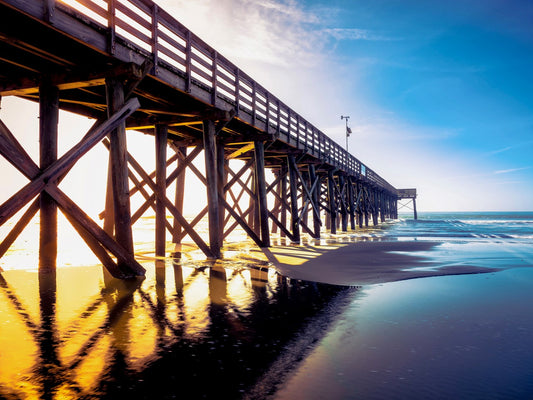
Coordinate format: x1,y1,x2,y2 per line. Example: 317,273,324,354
0,260,355,399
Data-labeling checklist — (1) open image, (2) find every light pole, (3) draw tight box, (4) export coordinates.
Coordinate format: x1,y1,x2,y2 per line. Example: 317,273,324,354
341,115,352,151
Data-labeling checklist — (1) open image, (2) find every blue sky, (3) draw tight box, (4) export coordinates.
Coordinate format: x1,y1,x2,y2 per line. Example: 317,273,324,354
159,0,533,211
2,0,532,212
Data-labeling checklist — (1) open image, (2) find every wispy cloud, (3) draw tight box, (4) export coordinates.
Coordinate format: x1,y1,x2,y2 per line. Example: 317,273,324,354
487,146,513,155
323,28,396,41
494,166,531,174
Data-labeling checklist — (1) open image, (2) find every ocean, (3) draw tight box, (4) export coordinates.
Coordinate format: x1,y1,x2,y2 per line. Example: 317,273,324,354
0,212,532,399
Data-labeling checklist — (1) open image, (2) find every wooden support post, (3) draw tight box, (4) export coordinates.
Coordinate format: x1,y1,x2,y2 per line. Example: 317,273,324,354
155,123,168,258
248,173,257,233
254,141,270,247
372,189,378,226
364,188,369,227
271,170,280,234
172,146,186,256
105,77,134,258
348,177,356,230
357,184,363,228
308,164,321,238
287,155,300,243
301,171,309,229
413,198,418,220
217,140,226,248
280,166,288,238
39,80,59,271
379,192,385,222
327,169,337,234
203,120,220,258
339,175,348,232
103,154,115,235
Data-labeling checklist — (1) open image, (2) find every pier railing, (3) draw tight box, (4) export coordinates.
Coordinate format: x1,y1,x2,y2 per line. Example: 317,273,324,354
9,0,397,195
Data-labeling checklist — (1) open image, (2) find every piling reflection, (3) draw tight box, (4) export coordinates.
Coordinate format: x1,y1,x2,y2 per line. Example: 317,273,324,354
0,260,355,399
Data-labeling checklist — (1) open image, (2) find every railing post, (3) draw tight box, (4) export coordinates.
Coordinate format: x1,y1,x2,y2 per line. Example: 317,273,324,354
265,92,270,131
151,3,159,75
252,81,257,126
211,50,218,106
234,68,240,117
276,99,281,136
44,0,55,24
185,31,192,93
108,0,116,55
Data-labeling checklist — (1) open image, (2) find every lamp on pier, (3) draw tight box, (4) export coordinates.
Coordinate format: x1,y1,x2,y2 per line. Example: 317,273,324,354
341,115,352,151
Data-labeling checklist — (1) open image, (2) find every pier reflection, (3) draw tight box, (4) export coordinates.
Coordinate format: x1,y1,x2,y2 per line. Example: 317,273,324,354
0,260,354,399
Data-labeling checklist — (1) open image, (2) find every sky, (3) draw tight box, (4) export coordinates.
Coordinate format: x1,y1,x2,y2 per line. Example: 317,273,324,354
155,0,533,211
2,0,533,213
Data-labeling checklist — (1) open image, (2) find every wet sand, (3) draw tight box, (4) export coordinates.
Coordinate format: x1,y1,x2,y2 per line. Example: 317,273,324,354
253,239,502,286
270,267,533,400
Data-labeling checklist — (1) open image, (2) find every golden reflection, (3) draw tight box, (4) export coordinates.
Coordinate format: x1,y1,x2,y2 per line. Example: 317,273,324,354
0,233,354,399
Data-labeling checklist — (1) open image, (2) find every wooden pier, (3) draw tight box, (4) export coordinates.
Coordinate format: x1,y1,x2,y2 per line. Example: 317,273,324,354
0,0,415,278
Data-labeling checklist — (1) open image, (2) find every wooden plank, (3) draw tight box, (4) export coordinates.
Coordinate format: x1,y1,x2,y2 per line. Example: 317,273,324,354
227,143,254,159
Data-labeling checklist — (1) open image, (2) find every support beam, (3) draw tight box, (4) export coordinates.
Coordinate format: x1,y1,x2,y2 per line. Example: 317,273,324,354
203,120,220,258
287,155,300,243
105,77,134,259
216,139,226,249
39,80,59,270
172,146,187,252
280,167,288,238
348,177,356,230
308,164,321,238
339,175,348,232
327,169,337,234
254,141,270,247
155,123,168,258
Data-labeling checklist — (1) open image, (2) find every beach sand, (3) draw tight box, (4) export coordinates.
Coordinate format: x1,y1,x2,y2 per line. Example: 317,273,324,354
251,239,502,286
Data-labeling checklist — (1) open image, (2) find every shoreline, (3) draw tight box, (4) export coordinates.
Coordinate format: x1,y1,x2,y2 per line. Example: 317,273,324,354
252,239,506,287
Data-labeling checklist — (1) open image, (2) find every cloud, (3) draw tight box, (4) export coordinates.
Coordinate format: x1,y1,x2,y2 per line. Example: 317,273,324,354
322,28,395,41
487,146,513,155
494,166,531,174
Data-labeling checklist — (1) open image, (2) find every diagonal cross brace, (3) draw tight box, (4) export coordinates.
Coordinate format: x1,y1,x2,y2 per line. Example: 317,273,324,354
0,98,145,277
